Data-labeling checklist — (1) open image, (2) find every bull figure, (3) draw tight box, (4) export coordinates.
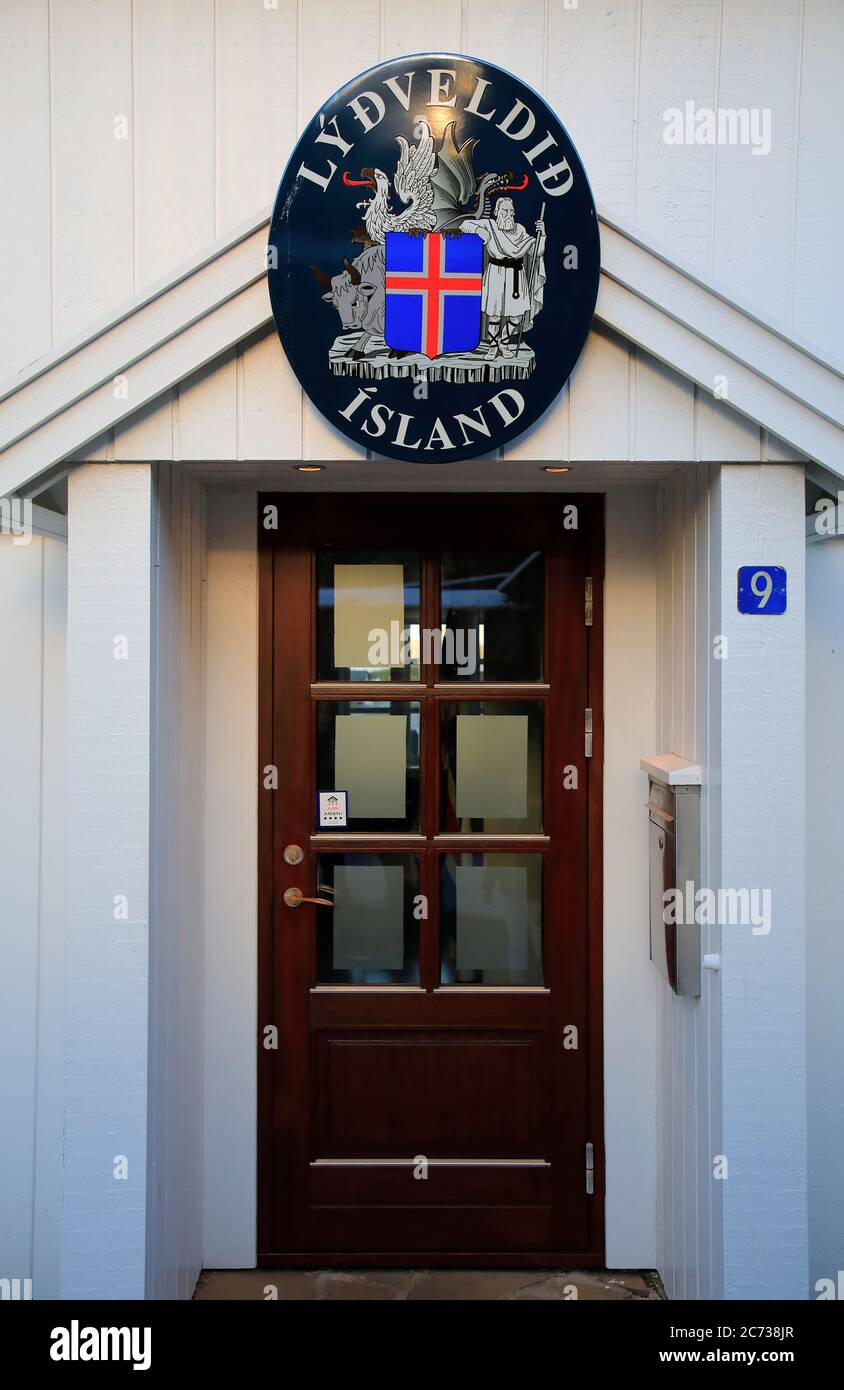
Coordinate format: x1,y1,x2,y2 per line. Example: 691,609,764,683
309,243,387,360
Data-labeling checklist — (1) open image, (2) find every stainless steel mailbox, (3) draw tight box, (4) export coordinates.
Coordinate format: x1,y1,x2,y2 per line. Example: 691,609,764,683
642,755,702,998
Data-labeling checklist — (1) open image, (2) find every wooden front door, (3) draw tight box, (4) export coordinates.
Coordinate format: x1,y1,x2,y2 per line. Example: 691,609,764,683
258,493,604,1266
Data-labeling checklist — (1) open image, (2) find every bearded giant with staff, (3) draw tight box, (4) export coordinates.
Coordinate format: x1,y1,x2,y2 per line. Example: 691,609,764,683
459,195,547,360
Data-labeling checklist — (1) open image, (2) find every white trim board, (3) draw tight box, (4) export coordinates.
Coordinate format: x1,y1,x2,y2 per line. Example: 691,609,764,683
2,205,843,495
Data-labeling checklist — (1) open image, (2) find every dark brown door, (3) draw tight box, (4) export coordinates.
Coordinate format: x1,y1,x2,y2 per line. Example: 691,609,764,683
258,493,604,1266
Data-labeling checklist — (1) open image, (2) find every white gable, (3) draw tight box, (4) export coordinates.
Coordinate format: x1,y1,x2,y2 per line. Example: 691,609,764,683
4,205,840,496
79,320,798,469
4,0,843,385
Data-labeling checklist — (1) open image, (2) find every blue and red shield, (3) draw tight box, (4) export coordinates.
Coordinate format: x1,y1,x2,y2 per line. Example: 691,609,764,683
385,231,483,357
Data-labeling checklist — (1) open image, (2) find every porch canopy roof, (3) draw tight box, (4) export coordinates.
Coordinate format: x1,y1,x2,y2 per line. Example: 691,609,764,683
2,204,844,497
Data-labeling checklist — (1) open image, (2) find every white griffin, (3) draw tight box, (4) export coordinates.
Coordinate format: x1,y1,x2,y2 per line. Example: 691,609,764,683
347,119,437,244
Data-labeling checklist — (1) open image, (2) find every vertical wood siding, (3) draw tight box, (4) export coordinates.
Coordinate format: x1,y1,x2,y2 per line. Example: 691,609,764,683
1,1,839,380
201,489,258,1267
146,466,207,1299
806,533,844,1293
0,529,66,1297
655,464,724,1300
64,465,151,1299
104,320,789,465
603,488,659,1269
717,465,807,1299
2,0,841,383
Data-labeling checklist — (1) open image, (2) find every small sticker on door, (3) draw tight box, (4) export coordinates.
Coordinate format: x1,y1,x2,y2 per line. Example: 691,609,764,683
317,790,348,829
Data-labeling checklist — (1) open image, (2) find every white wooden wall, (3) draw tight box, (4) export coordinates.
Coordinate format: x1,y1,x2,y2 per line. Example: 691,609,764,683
3,0,841,438
655,464,724,1300
0,520,66,1298
64,465,152,1299
717,465,806,1299
79,322,799,467
146,466,207,1299
806,530,844,1294
603,489,659,1269
657,462,809,1300
202,490,258,1268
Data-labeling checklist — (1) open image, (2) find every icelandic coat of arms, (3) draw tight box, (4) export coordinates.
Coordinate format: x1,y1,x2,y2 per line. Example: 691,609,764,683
268,55,599,462
310,119,548,384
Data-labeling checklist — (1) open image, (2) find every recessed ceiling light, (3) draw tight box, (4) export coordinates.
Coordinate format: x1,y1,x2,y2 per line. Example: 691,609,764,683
293,464,325,472
542,465,571,473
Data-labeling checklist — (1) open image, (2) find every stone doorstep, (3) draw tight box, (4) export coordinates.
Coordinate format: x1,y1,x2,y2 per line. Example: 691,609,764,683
193,1268,663,1301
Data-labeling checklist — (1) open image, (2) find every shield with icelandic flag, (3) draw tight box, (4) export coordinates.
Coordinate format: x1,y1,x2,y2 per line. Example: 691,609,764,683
384,231,483,357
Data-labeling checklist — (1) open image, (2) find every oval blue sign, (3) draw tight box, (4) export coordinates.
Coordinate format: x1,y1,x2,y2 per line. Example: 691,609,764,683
268,54,600,463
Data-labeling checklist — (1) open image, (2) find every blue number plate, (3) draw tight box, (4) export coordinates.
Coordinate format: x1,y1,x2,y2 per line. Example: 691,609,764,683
737,565,787,614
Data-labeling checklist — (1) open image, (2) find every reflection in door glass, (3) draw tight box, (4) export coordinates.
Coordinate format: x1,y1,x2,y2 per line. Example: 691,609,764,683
440,853,543,986
316,549,421,681
440,702,543,833
317,701,421,831
440,550,544,681
315,854,421,985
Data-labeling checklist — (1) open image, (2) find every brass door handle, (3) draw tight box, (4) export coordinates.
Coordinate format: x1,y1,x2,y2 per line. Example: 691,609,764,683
283,887,334,909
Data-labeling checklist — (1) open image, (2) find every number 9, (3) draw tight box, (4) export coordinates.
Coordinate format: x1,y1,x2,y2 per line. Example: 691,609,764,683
750,570,773,608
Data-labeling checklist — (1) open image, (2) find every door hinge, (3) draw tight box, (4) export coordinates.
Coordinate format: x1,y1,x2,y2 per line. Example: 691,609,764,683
585,1141,595,1195
585,707,593,759
585,576,593,627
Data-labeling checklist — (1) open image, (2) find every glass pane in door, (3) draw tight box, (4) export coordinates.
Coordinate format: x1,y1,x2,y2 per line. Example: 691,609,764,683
440,853,543,985
316,549,421,681
440,549,544,681
317,701,421,831
440,702,543,832
315,853,421,985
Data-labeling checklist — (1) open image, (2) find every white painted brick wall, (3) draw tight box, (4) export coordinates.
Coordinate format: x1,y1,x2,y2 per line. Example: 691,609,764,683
62,464,151,1299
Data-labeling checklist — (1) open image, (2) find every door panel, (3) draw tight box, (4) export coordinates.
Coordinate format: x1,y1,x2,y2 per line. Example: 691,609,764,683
314,1030,545,1156
308,1163,553,1206
307,1200,554,1255
258,494,603,1264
